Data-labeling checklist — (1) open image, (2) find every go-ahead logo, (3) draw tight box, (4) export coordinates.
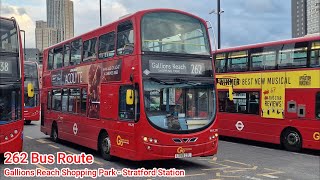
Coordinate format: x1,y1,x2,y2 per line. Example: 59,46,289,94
116,135,129,146
313,132,320,141
177,147,192,154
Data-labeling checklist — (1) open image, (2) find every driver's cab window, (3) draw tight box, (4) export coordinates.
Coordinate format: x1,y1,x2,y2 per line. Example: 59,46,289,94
117,21,134,55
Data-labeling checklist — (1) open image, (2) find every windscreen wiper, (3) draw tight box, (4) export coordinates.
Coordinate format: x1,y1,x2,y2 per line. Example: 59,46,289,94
173,78,201,85
148,77,178,85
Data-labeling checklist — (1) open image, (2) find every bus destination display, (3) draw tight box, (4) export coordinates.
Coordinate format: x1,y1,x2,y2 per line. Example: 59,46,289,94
148,60,205,75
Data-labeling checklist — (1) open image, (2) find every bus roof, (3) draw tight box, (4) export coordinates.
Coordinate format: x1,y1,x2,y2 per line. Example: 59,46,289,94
213,35,320,54
44,8,205,51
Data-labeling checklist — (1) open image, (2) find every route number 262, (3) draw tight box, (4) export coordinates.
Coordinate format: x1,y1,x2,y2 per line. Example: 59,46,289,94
191,64,202,75
4,152,29,164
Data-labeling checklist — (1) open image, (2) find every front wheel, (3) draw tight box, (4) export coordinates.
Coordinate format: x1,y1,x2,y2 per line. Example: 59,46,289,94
51,124,59,143
99,132,113,161
281,129,302,152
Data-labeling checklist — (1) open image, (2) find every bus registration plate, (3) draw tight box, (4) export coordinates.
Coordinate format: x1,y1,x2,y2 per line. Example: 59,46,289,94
175,153,192,158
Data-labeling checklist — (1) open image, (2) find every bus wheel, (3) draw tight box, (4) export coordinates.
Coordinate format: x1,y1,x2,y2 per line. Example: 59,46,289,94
25,120,31,125
99,132,113,161
281,129,302,152
51,123,59,143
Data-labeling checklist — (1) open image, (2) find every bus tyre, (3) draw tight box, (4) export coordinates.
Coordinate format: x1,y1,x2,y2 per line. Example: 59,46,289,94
51,124,59,143
281,129,302,152
99,132,113,161
25,120,31,125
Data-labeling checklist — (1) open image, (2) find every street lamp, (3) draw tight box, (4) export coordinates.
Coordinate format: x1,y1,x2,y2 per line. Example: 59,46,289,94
99,0,102,26
20,30,26,56
209,0,224,49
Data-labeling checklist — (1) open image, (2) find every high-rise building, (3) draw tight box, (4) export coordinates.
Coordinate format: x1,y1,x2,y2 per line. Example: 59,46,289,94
47,0,74,42
292,0,320,38
35,20,57,52
306,0,320,35
292,0,307,38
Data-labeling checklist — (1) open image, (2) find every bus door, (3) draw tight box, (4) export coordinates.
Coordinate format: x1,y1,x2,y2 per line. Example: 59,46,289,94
101,84,136,158
61,88,80,141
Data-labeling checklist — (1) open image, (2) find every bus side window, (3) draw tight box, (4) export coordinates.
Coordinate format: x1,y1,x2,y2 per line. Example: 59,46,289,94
70,39,82,65
64,43,70,67
48,49,53,70
69,88,80,113
61,89,68,112
316,92,320,119
98,32,115,59
52,89,62,111
215,53,226,73
53,46,63,69
227,51,248,72
310,41,320,67
47,91,52,110
81,88,87,115
119,85,135,120
278,42,307,68
117,21,134,55
82,37,97,62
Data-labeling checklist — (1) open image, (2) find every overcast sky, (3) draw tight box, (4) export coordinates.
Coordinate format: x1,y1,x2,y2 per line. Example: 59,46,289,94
1,0,291,49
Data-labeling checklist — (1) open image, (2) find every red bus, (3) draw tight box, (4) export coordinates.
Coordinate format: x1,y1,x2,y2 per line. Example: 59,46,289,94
213,36,320,151
0,17,28,154
24,61,40,124
41,9,218,161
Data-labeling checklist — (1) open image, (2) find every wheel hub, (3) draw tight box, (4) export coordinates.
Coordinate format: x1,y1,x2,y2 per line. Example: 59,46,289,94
287,132,300,145
102,137,111,154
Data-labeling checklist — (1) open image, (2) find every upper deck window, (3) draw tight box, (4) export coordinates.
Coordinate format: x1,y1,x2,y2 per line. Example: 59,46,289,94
227,51,248,72
117,21,134,55
64,44,70,67
215,53,226,73
250,48,277,70
53,46,63,69
48,49,53,70
98,32,115,59
82,38,97,61
141,12,210,55
310,41,320,67
70,39,82,66
278,42,307,68
0,18,18,53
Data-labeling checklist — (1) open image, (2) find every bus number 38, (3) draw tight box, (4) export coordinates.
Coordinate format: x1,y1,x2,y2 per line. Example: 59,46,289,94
191,64,202,75
0,62,9,72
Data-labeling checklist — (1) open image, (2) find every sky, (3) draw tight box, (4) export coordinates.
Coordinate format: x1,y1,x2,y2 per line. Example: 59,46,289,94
0,0,291,49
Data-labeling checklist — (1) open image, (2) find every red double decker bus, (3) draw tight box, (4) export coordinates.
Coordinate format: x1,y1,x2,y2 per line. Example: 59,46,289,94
41,9,218,161
0,17,26,154
214,36,320,151
24,61,40,124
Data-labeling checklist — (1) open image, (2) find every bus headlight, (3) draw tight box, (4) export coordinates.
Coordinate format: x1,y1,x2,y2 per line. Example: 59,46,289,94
143,137,148,142
5,136,8,141
14,130,18,134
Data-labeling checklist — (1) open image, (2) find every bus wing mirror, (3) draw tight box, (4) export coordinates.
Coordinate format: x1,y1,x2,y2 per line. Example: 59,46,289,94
27,83,34,98
228,86,234,101
126,89,134,105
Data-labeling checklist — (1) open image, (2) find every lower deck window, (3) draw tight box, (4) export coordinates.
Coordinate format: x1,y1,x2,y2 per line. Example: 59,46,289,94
219,91,259,115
